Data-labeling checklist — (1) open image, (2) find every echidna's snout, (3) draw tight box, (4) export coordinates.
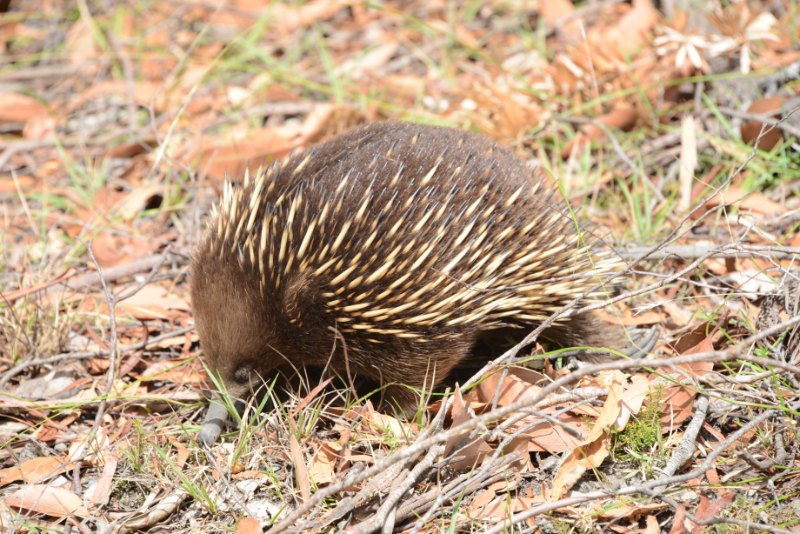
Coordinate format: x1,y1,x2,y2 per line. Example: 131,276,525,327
191,258,281,444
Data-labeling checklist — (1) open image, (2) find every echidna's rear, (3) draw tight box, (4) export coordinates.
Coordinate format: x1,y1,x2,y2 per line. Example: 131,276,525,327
192,122,624,444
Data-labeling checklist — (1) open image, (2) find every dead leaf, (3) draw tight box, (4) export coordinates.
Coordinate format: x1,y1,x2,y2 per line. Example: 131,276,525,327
0,457,73,487
550,371,627,498
295,377,335,413
67,427,110,467
646,514,661,534
701,184,786,215
339,42,399,79
562,103,638,158
616,374,651,429
101,138,158,159
522,411,594,453
691,492,735,526
274,1,349,34
368,412,408,439
540,0,581,35
444,389,493,470
0,93,48,124
5,484,89,517
89,453,119,506
605,0,659,58
236,517,264,534
655,336,715,429
0,173,34,196
308,442,339,486
463,368,602,454
740,96,786,150
65,18,99,66
138,358,207,386
469,369,534,408
469,494,542,521
117,284,190,321
115,184,164,219
595,309,665,327
669,505,689,533
195,125,298,182
23,111,56,139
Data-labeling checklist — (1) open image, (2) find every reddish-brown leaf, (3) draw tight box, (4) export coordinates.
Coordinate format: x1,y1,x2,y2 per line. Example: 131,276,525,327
5,484,89,517
444,389,493,470
0,93,48,124
562,104,638,158
0,457,72,487
236,517,264,534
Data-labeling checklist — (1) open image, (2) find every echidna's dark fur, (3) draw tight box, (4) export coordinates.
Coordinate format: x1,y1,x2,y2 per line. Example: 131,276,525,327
192,121,624,420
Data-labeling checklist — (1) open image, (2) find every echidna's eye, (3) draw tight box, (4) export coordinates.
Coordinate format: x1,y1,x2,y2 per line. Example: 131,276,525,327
233,366,252,384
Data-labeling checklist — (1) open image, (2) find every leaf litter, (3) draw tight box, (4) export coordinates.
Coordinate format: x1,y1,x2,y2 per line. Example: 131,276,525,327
1,0,799,532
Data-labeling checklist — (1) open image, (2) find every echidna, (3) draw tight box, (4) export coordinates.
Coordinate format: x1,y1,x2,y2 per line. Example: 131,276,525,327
193,121,630,444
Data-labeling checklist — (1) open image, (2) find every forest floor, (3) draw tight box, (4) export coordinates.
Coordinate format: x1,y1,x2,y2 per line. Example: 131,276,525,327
1,0,800,532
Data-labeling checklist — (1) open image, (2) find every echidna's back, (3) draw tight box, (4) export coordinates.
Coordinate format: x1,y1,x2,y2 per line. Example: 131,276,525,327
205,121,619,342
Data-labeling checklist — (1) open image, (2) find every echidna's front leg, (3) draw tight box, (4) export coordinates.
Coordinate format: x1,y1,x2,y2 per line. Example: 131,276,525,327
197,397,230,446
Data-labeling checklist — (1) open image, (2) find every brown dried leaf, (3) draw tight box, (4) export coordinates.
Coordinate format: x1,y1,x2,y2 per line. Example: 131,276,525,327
0,457,72,487
655,336,715,430
646,514,661,534
464,368,600,454
117,284,190,321
65,18,98,66
5,484,89,517
550,371,627,498
236,517,264,534
604,0,659,58
540,0,581,35
89,453,119,505
0,93,48,124
67,427,110,467
593,501,668,520
616,374,651,429
523,412,594,453
595,309,665,327
562,104,638,158
444,389,493,471
588,371,629,438
701,184,786,215
340,42,399,79
274,1,349,34
195,126,298,183
469,493,542,521
367,412,409,440
308,442,339,486
22,111,56,139
88,232,162,270
138,358,206,386
301,379,336,414
468,368,535,408
114,184,164,220
692,493,736,526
